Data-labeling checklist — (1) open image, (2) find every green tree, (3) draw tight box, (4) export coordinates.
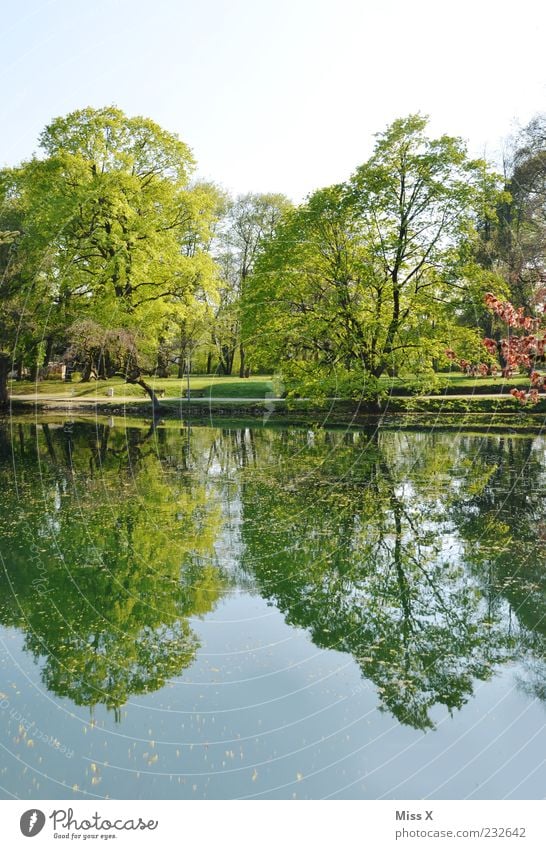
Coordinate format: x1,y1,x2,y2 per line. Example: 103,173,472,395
0,226,20,405
215,192,291,376
244,116,501,399
0,186,49,404
5,106,218,410
466,113,546,334
497,115,546,310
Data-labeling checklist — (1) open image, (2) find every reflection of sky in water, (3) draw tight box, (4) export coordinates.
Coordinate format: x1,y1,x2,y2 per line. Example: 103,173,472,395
0,422,545,799
2,601,545,800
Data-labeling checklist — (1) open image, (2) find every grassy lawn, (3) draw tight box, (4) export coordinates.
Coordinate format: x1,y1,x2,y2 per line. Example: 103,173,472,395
376,372,533,395
9,371,538,402
431,373,531,391
10,375,274,399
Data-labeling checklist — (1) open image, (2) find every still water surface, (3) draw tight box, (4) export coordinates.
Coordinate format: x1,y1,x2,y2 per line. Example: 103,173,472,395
0,418,545,799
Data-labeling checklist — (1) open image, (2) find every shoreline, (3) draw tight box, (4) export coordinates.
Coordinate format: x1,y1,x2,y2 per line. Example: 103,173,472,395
4,396,546,434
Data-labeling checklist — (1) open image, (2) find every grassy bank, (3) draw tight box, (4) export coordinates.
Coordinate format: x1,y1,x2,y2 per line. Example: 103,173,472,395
7,372,546,421
8,371,535,399
10,374,274,399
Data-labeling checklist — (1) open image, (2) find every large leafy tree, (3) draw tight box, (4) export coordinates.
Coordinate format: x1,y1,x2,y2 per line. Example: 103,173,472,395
244,115,501,399
3,106,218,409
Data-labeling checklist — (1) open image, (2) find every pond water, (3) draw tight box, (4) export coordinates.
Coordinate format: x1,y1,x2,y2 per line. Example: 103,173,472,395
0,417,545,799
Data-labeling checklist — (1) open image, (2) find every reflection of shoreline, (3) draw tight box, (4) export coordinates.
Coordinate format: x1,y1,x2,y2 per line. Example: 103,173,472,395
1,422,546,730
7,402,546,437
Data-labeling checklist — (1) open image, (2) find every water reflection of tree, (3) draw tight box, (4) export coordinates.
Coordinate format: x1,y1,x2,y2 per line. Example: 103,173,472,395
235,429,534,730
0,422,227,717
449,435,546,702
3,422,546,729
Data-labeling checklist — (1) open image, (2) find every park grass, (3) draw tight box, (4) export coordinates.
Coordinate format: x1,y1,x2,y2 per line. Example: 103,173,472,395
8,372,545,417
10,375,274,399
9,371,533,399
375,372,532,395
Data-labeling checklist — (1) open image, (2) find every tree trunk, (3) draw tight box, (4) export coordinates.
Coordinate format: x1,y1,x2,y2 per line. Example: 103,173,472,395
156,344,169,378
206,351,212,374
81,359,97,382
178,330,187,379
44,336,54,366
239,343,246,378
0,354,9,407
220,345,234,375
97,353,108,380
126,373,161,414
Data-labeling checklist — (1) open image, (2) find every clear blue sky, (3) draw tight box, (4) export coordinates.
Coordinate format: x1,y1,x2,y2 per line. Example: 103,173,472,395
2,0,546,200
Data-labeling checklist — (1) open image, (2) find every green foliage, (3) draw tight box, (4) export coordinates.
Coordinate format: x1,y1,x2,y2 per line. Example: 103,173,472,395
0,180,50,383
0,422,227,711
2,107,220,396
243,115,505,400
3,107,542,409
212,192,292,376
236,427,546,729
3,421,546,729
